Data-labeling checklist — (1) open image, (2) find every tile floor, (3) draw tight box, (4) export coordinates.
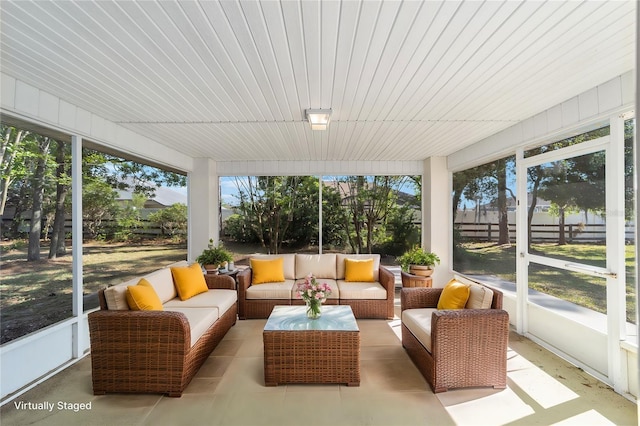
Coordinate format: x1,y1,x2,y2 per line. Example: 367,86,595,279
1,309,637,426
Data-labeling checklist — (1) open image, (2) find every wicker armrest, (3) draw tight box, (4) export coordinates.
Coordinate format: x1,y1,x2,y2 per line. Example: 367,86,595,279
431,309,509,353
401,287,443,310
88,310,191,352
378,265,395,294
204,274,236,290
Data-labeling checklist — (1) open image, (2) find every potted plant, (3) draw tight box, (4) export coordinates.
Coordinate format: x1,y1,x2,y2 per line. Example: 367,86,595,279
397,246,440,277
195,239,233,274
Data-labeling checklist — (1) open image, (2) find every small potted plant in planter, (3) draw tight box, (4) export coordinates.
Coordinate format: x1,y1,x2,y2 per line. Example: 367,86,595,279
397,246,440,277
195,239,233,274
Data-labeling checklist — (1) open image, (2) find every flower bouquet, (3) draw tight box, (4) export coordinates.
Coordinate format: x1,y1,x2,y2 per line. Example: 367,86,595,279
296,274,332,319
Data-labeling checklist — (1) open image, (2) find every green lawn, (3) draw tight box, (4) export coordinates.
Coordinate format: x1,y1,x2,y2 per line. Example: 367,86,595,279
454,242,637,323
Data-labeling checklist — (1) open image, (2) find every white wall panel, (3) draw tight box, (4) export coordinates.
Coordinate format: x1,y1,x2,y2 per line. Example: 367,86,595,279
14,80,39,116
598,78,623,113
578,87,599,120
547,105,563,133
38,91,59,123
1,73,193,173
216,160,423,176
448,72,634,171
1,74,16,107
0,322,75,399
561,97,581,127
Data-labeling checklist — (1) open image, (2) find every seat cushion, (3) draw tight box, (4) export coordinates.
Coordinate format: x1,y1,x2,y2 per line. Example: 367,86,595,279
170,263,209,301
337,254,380,281
163,307,219,347
292,278,339,299
143,267,179,303
246,280,295,299
126,279,163,311
163,289,237,314
337,281,387,300
402,308,436,352
295,254,337,279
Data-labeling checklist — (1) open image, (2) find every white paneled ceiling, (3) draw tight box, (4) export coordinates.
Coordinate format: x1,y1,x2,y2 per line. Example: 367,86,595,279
0,0,635,162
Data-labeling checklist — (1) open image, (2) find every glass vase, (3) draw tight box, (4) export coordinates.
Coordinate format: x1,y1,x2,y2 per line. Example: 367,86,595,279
305,300,322,320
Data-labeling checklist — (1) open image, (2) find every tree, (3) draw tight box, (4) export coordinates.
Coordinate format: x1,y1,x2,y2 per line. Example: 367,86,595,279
48,140,71,258
148,203,187,238
233,176,318,253
82,179,118,239
27,136,52,261
0,126,29,216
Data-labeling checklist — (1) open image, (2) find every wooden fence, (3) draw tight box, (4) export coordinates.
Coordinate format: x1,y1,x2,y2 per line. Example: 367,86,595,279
455,222,635,243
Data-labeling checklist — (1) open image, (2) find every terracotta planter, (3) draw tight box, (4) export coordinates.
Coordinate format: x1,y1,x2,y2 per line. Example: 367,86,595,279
204,264,219,275
409,264,434,277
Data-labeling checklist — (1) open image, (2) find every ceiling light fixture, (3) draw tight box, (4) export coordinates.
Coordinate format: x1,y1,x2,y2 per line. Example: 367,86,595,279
305,109,332,131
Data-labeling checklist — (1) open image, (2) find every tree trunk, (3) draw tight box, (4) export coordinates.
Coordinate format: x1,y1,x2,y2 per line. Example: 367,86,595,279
527,166,542,250
0,129,24,216
497,159,509,244
28,137,51,261
49,140,69,258
558,207,566,245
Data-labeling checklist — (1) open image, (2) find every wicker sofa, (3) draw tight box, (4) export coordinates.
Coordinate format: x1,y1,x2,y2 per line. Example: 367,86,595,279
88,261,237,397
401,275,509,393
237,253,395,320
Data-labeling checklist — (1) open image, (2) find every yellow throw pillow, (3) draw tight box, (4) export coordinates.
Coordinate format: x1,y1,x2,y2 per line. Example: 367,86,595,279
437,279,471,310
344,258,374,282
170,263,209,301
126,279,163,311
251,257,285,284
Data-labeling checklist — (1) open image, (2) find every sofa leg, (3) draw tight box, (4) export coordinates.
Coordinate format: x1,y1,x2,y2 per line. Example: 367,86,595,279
167,392,183,398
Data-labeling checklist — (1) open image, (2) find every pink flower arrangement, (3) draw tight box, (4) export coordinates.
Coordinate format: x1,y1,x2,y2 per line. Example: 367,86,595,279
296,274,332,304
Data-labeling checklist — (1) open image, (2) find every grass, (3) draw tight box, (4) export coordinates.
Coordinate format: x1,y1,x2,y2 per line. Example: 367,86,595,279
454,242,637,323
0,240,188,344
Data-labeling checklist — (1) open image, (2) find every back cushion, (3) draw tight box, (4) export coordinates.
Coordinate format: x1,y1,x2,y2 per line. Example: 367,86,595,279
295,254,337,279
465,283,494,309
251,254,296,280
142,267,178,304
104,277,139,310
337,254,380,281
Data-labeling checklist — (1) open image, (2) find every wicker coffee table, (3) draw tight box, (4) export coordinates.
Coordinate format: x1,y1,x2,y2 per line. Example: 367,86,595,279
263,305,360,386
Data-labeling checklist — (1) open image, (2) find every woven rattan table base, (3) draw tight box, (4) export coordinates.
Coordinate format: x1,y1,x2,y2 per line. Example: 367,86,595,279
263,329,360,386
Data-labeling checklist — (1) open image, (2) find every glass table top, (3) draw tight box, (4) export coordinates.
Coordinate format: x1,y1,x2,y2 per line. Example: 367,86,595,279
264,305,359,331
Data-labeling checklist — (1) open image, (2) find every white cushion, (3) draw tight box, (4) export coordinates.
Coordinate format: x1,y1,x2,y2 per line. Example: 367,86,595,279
295,254,337,279
336,254,380,281
142,268,178,304
164,289,237,314
337,281,387,299
250,254,296,280
466,284,494,309
163,307,219,347
451,274,494,309
402,308,436,353
104,277,139,310
246,280,295,299
292,278,339,300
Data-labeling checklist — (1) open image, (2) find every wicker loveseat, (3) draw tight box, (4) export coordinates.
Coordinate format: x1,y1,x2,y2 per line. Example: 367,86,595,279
401,275,509,393
237,253,395,320
88,261,237,397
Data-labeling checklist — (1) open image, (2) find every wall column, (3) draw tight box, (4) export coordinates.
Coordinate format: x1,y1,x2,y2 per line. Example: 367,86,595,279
188,158,219,262
422,156,451,287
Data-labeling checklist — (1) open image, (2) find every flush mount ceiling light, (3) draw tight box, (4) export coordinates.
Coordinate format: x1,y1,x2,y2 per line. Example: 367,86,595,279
305,109,332,131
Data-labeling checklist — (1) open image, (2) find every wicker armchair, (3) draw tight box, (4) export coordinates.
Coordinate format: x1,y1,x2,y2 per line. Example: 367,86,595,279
401,285,509,393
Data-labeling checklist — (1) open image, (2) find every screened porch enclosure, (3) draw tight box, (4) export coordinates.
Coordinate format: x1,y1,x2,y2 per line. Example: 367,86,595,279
0,0,636,414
